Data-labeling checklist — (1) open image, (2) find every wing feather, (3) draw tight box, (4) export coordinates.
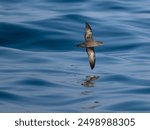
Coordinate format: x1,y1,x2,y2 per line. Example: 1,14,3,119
84,23,93,41
86,47,95,69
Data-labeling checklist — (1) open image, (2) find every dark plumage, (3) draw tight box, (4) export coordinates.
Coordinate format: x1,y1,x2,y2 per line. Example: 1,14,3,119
77,23,103,69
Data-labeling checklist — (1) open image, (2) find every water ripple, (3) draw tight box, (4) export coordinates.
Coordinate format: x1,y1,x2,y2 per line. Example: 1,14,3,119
0,0,150,112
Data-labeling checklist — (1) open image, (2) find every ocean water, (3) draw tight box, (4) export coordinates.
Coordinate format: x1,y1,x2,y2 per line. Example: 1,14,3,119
0,0,150,112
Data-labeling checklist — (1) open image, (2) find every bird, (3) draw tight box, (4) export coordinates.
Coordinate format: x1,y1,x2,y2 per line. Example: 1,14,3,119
77,22,103,69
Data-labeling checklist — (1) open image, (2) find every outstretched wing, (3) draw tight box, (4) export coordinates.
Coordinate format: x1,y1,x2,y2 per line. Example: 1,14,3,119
84,22,93,41
86,47,95,70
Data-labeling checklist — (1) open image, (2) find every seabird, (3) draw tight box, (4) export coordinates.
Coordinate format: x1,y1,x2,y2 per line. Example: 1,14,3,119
77,22,103,69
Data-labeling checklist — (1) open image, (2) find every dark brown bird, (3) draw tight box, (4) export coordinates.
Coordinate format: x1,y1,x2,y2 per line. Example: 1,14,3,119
77,23,103,69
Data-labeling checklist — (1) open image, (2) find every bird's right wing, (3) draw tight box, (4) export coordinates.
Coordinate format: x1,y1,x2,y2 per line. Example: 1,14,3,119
84,22,93,41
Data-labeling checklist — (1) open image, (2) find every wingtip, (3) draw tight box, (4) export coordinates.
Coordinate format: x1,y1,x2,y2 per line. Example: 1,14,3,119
85,22,92,29
90,64,95,70
89,59,95,70
85,22,89,25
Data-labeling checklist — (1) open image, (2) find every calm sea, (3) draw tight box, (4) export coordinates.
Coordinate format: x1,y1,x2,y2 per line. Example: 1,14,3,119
0,0,150,112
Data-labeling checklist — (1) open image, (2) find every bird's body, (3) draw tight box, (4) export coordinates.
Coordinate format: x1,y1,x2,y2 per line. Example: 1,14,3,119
77,23,103,69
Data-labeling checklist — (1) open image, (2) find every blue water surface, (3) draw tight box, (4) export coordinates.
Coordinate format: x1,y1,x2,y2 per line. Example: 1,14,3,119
0,0,150,112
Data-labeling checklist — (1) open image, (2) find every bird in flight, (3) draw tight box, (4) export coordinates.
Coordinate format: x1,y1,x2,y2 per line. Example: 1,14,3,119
77,23,103,69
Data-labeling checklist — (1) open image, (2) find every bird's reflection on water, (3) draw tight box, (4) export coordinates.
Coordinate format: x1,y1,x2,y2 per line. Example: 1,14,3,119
81,75,100,87
79,75,101,110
